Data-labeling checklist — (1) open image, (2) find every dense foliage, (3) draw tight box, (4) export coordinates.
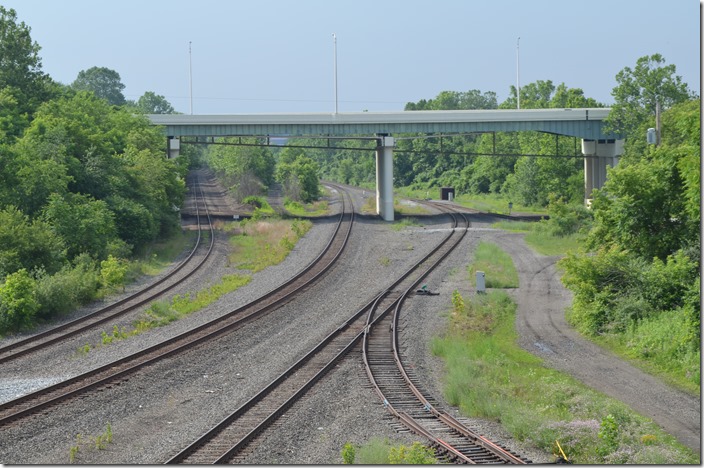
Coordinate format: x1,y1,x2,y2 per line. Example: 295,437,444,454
204,137,277,201
204,138,321,204
0,8,188,334
560,99,700,386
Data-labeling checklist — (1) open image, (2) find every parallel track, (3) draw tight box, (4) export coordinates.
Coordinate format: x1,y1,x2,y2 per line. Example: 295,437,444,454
166,199,522,464
0,184,354,427
0,174,215,365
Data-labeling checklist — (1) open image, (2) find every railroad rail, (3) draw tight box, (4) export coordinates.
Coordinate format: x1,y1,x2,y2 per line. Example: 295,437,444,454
0,184,354,427
165,199,494,464
0,174,214,366
363,203,530,464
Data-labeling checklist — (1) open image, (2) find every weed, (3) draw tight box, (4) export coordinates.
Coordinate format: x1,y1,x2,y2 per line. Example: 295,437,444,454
94,422,113,449
68,434,82,463
341,442,355,464
379,256,391,267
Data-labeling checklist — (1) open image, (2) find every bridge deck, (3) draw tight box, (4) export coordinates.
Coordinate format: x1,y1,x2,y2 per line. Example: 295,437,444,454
149,108,617,140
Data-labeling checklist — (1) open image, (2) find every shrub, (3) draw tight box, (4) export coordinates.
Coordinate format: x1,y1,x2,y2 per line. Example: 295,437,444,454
388,442,436,464
0,268,40,333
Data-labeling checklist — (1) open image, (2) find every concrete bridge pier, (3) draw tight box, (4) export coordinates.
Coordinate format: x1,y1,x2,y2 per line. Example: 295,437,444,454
375,135,395,221
168,136,181,158
582,138,624,203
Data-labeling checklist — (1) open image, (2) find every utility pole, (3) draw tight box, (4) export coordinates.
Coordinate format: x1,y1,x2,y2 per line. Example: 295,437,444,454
189,41,193,115
333,33,338,114
655,99,661,146
516,36,521,109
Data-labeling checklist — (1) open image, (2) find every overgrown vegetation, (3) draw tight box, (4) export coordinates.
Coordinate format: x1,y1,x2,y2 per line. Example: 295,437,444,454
283,197,330,217
432,288,697,464
560,99,700,392
227,217,312,272
341,438,436,464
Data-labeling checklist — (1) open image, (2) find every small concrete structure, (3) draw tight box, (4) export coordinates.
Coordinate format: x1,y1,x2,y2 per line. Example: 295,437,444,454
476,271,486,294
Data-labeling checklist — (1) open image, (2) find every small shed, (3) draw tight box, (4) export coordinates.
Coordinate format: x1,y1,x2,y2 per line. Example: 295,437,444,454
440,187,455,201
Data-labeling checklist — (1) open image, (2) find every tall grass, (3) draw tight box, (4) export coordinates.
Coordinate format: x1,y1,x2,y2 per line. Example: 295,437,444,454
229,218,312,272
431,290,698,464
468,241,519,288
492,220,583,256
284,198,330,217
454,192,546,216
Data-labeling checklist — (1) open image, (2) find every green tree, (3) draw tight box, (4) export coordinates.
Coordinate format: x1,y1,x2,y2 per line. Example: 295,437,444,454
405,89,497,110
606,53,694,138
71,66,126,106
206,138,275,200
0,268,40,332
0,6,56,140
43,193,117,260
0,206,66,278
8,128,72,216
276,151,320,203
588,100,700,261
106,195,157,252
135,91,175,114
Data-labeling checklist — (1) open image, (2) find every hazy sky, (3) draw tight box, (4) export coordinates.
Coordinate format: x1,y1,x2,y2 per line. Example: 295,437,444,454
4,0,700,114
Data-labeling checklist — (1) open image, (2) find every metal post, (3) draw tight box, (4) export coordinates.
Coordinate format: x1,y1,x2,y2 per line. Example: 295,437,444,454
655,100,661,146
332,33,338,114
189,41,193,115
516,37,521,110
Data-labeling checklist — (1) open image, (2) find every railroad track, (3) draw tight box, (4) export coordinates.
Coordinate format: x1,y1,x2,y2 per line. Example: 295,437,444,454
0,184,354,427
0,174,215,366
164,199,494,464
363,203,530,464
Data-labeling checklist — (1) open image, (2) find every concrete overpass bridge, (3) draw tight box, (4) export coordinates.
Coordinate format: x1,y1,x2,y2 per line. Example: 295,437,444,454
149,109,623,221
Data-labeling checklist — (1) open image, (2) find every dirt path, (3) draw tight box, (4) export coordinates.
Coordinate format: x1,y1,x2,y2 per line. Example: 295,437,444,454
486,231,701,454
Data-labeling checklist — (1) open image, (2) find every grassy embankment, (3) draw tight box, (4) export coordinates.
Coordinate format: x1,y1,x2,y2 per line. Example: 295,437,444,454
80,200,312,354
429,241,698,464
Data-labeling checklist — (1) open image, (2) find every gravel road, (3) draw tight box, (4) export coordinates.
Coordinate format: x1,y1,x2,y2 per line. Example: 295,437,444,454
0,181,697,464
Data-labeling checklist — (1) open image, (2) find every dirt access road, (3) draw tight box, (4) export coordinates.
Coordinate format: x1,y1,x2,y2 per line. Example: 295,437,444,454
485,230,701,454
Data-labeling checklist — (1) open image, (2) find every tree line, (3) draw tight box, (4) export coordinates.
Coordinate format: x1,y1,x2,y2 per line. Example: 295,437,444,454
0,7,190,333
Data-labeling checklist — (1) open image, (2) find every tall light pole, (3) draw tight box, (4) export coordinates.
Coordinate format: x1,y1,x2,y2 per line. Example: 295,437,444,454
516,36,520,109
332,33,338,114
189,41,193,115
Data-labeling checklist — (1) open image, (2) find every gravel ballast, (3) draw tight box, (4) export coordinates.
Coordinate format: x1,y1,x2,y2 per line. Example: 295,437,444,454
0,181,696,464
